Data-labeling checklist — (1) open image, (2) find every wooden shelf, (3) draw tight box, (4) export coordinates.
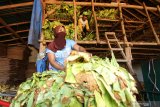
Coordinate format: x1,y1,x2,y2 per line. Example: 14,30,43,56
97,18,119,22
40,39,159,46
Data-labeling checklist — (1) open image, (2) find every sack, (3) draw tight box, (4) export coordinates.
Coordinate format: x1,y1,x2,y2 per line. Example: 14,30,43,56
36,51,48,73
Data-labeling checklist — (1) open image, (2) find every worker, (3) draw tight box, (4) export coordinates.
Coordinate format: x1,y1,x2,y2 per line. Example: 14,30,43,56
78,11,90,38
46,25,86,71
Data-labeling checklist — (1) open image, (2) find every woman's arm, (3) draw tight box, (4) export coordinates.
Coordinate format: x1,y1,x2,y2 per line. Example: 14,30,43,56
47,53,65,71
73,44,86,52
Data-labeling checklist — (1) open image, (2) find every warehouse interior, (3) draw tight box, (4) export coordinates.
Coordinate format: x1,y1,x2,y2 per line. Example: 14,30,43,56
0,0,160,106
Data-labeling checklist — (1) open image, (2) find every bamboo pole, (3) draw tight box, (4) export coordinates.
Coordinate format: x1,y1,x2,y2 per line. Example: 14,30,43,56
91,0,100,43
73,0,77,41
45,1,158,11
143,2,160,43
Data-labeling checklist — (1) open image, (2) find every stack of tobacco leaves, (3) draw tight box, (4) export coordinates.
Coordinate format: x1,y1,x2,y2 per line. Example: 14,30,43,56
0,58,27,85
11,52,140,107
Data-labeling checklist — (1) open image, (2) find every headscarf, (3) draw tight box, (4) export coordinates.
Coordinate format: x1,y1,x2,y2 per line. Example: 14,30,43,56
47,25,66,52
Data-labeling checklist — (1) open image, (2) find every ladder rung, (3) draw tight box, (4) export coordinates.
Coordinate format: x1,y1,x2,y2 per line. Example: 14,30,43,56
105,32,115,35
108,39,118,41
111,48,123,51
117,59,128,62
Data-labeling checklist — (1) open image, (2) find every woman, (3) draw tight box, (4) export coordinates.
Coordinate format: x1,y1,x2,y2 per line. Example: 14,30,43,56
46,25,86,71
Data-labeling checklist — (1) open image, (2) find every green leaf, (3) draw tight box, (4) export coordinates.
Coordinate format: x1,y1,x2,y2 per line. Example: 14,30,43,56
27,91,34,107
94,90,105,107
65,64,77,83
68,97,83,107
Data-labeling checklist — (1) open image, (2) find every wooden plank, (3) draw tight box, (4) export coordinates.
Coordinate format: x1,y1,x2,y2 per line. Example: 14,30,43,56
45,1,158,11
143,2,160,43
0,18,26,44
0,29,29,37
0,2,33,10
92,0,100,43
0,22,30,29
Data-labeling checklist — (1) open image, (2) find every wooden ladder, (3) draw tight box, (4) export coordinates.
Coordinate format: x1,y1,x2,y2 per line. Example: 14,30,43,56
105,32,134,74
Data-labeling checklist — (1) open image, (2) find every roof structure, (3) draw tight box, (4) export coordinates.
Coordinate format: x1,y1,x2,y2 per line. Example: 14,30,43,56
0,0,160,60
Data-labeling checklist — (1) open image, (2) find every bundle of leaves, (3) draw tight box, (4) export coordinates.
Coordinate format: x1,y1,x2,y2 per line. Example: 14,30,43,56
11,52,140,107
96,9,118,19
46,3,82,20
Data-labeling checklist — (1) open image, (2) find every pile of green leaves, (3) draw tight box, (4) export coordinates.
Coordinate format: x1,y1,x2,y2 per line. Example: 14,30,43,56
66,52,140,107
42,20,81,40
96,9,118,19
11,71,95,107
11,53,140,107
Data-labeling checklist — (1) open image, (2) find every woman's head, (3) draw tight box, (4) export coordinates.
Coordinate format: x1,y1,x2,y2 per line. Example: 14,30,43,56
53,25,66,50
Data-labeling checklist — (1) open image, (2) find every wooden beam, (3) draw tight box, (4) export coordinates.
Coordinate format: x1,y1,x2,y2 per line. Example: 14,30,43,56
0,29,29,37
0,18,26,44
0,9,32,16
45,1,158,11
123,8,142,21
0,22,30,29
0,2,33,10
143,2,160,43
92,0,100,43
0,37,27,43
135,9,147,17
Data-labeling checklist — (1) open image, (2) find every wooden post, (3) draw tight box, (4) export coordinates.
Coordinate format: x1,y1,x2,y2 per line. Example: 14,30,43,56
143,2,160,43
91,0,100,43
39,0,47,52
73,0,77,41
118,1,129,47
125,47,132,65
